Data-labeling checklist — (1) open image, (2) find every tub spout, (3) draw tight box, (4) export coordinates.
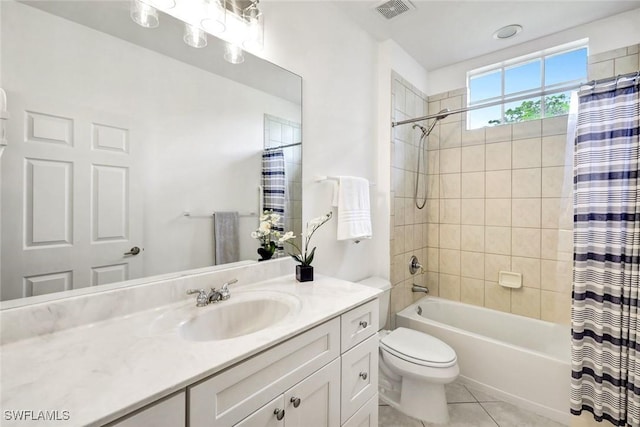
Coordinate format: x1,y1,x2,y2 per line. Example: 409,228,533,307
412,285,429,294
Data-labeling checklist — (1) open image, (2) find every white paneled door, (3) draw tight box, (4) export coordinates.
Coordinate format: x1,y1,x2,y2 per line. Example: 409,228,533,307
1,95,143,300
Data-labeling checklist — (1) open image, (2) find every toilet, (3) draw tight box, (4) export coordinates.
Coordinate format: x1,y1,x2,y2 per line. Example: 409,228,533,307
358,277,459,424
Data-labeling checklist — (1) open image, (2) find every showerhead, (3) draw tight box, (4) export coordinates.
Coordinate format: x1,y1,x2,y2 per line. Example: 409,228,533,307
412,108,451,139
436,108,450,120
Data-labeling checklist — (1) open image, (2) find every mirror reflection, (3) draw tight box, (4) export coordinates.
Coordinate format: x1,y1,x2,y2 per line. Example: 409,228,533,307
0,0,302,301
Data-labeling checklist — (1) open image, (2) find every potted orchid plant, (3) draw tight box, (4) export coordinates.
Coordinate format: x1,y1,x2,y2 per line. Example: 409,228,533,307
279,212,332,282
251,211,282,261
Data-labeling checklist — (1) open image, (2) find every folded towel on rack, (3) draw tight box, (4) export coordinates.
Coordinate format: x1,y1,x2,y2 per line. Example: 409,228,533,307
214,212,239,265
333,176,372,241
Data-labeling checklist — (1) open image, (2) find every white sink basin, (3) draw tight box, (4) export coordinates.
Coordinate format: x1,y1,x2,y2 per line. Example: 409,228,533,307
149,291,301,342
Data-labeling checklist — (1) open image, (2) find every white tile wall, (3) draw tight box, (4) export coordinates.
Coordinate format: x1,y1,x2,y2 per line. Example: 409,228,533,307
390,44,639,326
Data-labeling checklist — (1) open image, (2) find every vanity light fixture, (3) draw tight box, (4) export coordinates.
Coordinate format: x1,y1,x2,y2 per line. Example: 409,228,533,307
224,43,245,64
130,0,159,28
131,0,263,63
184,23,208,48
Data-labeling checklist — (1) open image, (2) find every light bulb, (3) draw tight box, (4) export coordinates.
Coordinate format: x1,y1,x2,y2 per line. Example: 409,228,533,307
130,0,159,28
183,24,207,48
201,0,226,34
224,43,245,64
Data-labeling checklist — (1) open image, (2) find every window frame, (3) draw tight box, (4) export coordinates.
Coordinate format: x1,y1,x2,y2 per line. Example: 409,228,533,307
466,40,589,129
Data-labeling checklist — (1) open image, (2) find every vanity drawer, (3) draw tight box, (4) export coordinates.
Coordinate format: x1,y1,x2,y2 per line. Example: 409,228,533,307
341,300,378,352
342,394,378,427
189,318,340,427
340,334,378,424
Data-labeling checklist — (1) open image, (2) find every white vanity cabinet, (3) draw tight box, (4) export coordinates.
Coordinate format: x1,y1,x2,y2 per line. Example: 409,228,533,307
108,300,379,427
107,392,186,427
189,300,379,427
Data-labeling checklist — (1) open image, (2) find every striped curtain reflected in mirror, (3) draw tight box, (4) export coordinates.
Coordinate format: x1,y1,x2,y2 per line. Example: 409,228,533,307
262,148,286,250
571,75,640,426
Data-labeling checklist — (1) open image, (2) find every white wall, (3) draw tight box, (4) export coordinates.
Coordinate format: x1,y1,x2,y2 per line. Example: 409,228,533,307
2,2,300,279
375,40,430,281
428,8,640,94
257,2,381,281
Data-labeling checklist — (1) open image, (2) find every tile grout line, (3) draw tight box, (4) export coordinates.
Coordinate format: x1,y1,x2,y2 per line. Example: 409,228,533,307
462,384,480,403
477,401,501,427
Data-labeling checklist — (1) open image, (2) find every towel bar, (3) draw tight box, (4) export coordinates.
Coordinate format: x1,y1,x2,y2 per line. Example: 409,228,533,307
315,175,376,186
183,211,257,218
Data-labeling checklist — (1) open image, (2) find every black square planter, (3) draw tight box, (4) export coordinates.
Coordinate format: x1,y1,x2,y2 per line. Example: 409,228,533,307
296,265,314,282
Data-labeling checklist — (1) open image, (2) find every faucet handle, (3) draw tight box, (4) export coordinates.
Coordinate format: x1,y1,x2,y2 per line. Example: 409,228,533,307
221,278,238,290
219,279,237,300
187,289,209,307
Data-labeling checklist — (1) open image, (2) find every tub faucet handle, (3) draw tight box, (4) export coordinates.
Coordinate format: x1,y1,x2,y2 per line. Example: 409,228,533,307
409,255,425,275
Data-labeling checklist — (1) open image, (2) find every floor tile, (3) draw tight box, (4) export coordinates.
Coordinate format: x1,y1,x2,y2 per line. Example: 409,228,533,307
378,405,424,427
465,385,502,402
422,403,498,427
446,382,477,403
481,402,566,427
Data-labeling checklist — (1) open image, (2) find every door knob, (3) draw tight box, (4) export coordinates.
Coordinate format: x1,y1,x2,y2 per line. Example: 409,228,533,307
124,246,141,256
359,371,368,380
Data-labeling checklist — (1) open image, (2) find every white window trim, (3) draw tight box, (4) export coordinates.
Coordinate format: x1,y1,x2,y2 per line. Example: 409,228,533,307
466,39,589,128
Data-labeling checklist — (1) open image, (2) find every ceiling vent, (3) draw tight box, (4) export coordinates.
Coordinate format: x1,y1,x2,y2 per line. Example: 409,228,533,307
375,0,415,20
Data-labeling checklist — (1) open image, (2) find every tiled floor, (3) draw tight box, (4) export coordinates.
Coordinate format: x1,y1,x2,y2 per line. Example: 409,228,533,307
378,381,567,426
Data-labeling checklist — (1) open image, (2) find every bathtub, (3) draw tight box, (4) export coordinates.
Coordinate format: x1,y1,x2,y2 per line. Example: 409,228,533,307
396,297,571,425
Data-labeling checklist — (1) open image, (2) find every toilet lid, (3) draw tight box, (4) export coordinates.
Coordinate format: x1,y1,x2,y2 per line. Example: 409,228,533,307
380,327,457,367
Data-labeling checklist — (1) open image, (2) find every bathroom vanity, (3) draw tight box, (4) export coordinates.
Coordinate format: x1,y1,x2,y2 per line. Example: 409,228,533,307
0,262,381,427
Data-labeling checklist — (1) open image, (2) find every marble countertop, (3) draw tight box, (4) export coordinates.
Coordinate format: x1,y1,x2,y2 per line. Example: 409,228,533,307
0,275,380,427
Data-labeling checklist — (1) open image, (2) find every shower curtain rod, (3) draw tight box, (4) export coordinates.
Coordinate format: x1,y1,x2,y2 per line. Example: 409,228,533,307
392,70,640,128
264,142,301,150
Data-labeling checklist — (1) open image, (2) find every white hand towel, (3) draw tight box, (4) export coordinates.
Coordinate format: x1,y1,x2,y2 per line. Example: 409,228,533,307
335,176,372,241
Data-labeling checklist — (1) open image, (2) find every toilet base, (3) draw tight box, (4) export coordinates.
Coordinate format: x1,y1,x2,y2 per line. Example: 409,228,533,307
379,364,452,424
400,377,449,424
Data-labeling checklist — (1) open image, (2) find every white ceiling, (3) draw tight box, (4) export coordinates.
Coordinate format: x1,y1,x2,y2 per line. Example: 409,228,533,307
334,1,640,71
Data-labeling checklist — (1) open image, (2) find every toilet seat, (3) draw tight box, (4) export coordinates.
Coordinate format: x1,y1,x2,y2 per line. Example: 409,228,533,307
380,327,457,368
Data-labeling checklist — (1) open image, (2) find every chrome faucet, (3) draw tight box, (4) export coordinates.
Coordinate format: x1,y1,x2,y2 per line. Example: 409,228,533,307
411,284,429,294
186,278,238,306
186,288,218,307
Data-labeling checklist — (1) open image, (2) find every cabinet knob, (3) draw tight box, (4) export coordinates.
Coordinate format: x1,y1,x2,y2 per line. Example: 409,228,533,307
274,408,285,421
359,320,368,328
290,396,301,408
359,371,368,380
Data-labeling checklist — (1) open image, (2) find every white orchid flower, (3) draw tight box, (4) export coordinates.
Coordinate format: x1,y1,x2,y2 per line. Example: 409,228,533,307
279,231,296,243
258,221,271,233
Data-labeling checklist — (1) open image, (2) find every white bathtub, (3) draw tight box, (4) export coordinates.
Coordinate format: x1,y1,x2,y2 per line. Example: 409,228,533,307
396,297,571,425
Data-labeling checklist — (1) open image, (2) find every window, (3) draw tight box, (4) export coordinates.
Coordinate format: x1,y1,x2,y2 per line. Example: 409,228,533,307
467,41,588,129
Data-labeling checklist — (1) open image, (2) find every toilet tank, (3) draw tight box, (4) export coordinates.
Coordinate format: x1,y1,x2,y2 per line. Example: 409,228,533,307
357,277,391,330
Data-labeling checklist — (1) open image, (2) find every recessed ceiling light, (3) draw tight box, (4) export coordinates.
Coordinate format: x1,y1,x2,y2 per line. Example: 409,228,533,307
493,24,523,40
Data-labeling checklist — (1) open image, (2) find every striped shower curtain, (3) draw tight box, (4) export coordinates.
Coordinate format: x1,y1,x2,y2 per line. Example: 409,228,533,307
262,149,286,248
571,77,640,426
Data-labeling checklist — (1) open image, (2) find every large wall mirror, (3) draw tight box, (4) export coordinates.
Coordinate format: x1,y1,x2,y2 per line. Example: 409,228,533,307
0,0,302,302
